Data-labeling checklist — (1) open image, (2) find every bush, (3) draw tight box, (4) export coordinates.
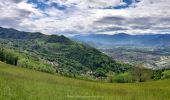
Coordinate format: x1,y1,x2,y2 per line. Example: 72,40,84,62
112,72,133,83
162,70,170,79
0,48,18,65
152,70,163,80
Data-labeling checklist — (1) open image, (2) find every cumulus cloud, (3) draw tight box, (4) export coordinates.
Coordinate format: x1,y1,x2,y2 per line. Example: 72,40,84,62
92,0,170,34
0,0,44,31
38,0,123,9
0,0,170,35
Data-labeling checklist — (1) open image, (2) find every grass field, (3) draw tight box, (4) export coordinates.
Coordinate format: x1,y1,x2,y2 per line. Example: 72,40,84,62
0,62,170,100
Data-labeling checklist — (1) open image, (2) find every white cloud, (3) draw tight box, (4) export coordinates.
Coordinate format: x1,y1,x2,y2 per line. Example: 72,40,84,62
65,0,122,9
0,0,170,35
92,0,170,35
38,0,123,9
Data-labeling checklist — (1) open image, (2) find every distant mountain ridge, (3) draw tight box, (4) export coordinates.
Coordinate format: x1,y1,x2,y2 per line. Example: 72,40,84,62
0,27,72,43
73,33,170,47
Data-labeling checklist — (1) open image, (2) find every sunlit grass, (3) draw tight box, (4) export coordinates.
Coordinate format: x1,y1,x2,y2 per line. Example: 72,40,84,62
0,62,170,100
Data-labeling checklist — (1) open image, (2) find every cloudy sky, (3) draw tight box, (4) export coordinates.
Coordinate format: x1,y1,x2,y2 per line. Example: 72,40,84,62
0,0,170,36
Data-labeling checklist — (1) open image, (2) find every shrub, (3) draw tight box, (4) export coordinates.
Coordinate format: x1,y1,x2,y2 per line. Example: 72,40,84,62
162,70,170,79
152,70,163,80
0,48,18,65
113,72,133,83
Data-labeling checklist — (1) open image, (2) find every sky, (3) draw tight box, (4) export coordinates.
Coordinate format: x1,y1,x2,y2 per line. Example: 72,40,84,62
0,0,170,36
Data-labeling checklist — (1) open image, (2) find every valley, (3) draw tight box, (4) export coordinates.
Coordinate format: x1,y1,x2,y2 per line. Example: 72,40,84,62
100,46,170,69
73,34,170,69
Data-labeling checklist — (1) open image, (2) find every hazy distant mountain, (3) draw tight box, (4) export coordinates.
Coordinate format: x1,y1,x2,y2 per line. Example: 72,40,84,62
72,33,170,47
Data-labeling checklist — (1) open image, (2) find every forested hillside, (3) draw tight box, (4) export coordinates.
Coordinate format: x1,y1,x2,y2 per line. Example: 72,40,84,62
0,27,130,78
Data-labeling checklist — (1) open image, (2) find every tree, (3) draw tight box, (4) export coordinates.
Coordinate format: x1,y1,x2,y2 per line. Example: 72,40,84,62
129,64,153,82
14,57,18,65
0,48,5,61
94,68,106,78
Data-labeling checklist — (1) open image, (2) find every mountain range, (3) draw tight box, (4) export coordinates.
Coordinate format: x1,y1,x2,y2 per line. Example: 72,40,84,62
73,33,170,47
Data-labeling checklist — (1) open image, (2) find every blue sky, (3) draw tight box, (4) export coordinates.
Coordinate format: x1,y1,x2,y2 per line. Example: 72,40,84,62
27,0,134,10
27,0,67,11
0,0,170,36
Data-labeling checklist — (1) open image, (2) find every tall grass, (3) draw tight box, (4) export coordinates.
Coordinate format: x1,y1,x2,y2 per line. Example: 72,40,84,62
0,62,170,100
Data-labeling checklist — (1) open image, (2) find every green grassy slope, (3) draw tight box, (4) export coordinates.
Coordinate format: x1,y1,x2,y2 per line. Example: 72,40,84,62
0,62,170,100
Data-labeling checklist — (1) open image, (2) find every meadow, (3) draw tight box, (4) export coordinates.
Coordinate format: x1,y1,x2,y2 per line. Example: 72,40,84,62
0,62,170,100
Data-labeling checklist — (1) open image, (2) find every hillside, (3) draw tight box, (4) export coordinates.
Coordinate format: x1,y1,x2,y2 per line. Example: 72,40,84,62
0,62,170,100
0,27,129,78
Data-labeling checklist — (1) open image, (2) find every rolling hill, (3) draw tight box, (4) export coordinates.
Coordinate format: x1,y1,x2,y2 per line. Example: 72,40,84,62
0,62,170,100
